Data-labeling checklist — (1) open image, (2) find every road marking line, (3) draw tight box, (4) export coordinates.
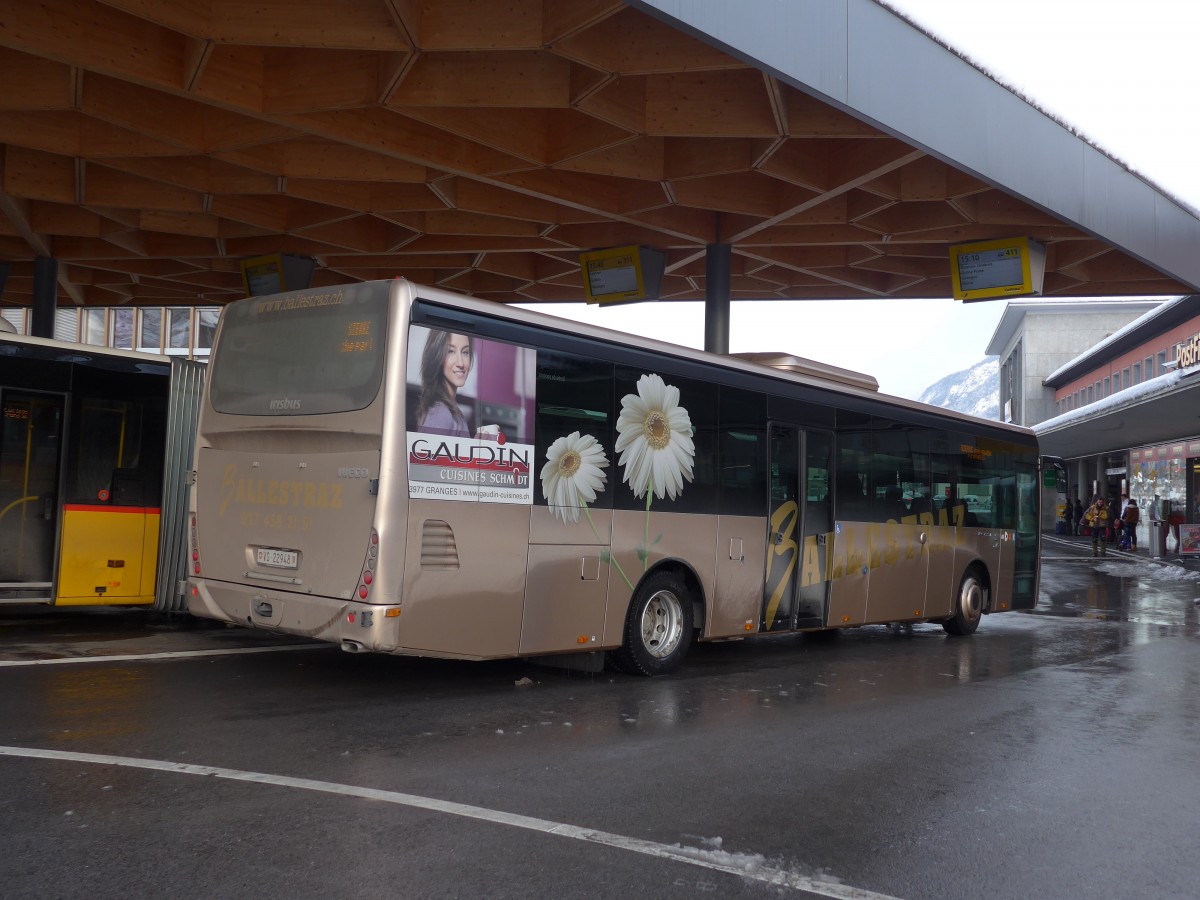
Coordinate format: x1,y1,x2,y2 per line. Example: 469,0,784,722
0,744,900,900
0,643,327,667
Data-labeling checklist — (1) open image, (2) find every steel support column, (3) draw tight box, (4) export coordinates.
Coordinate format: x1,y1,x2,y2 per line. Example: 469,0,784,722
31,256,57,338
704,243,731,355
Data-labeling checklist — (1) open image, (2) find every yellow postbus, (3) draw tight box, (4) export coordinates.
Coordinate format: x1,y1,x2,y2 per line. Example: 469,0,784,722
0,335,202,610
187,280,1043,674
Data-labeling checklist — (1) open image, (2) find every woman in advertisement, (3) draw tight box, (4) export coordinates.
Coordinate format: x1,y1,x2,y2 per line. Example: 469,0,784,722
415,330,474,437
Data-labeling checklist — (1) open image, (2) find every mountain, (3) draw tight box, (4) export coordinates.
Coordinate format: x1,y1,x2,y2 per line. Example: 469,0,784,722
917,357,999,419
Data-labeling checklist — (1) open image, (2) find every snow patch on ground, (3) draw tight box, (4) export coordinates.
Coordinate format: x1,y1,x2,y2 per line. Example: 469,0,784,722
1094,561,1200,582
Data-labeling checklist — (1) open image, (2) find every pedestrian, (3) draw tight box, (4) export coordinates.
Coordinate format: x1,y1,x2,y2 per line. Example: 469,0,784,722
1107,496,1121,545
1122,498,1140,551
1085,495,1109,557
1072,495,1084,535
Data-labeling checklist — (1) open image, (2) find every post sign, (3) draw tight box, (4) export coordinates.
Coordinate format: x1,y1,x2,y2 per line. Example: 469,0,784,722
579,245,665,305
1175,331,1200,372
949,237,1045,302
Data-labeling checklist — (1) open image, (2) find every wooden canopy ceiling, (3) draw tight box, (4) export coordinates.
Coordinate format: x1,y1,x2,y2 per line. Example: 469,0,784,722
0,0,1191,310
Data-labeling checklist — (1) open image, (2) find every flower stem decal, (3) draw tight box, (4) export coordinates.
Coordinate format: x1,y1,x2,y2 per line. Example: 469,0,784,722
616,374,694,571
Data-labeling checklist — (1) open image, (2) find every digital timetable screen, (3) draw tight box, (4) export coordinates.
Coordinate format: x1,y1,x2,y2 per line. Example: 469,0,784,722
949,237,1045,302
579,245,666,305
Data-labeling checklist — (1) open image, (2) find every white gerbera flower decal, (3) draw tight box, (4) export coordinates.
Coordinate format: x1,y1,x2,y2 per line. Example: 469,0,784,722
540,432,609,524
615,373,695,501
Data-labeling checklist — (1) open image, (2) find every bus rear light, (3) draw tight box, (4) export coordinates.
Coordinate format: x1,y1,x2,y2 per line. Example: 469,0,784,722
190,512,201,574
353,528,379,601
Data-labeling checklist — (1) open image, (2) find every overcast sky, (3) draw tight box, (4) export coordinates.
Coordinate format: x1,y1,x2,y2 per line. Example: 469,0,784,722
524,0,1199,401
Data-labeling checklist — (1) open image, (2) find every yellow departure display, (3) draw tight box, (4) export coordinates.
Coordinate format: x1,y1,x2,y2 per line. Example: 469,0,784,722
949,236,1045,302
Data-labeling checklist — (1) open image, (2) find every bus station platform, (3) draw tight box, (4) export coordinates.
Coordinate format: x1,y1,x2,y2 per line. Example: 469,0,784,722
1042,532,1200,572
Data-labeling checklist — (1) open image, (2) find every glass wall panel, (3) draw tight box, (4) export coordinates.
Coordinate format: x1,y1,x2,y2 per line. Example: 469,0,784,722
196,309,219,350
112,308,134,349
168,307,191,349
140,308,162,351
84,308,106,345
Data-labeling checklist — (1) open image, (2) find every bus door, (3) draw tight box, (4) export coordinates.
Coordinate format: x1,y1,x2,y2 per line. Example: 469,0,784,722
763,424,831,631
0,390,64,599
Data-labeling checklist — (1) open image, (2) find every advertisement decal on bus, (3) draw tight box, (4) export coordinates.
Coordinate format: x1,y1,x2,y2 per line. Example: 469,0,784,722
405,324,537,504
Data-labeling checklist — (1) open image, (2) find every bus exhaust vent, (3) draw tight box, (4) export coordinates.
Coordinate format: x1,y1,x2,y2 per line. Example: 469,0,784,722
420,519,460,569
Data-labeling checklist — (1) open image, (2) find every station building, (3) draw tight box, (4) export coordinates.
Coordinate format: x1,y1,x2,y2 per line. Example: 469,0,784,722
988,295,1200,550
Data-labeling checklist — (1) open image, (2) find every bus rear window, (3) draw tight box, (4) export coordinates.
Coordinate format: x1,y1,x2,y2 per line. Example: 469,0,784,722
209,285,389,416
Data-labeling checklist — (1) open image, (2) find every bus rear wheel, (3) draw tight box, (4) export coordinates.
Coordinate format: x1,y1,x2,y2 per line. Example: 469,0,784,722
610,570,694,676
943,568,984,636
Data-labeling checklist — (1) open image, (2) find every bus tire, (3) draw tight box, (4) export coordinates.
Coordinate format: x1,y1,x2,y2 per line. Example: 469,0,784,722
943,567,984,636
610,570,694,676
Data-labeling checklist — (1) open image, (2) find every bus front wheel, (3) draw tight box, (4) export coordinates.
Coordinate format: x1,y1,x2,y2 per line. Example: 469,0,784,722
943,568,984,636
610,570,694,676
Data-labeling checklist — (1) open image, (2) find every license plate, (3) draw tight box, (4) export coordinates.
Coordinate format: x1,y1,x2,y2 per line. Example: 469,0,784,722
256,547,298,569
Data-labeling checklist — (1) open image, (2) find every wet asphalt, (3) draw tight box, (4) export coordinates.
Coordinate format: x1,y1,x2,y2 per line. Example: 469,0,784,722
1,538,1198,900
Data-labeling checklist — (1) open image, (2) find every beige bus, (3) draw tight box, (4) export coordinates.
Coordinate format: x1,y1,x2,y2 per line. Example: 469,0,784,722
187,279,1042,675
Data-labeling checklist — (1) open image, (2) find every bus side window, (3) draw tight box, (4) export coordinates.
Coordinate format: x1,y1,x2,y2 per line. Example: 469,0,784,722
835,418,870,521
718,386,766,517
534,350,615,513
613,366,718,515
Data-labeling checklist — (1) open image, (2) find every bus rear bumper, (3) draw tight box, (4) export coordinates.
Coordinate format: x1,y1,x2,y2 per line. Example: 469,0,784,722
188,578,402,652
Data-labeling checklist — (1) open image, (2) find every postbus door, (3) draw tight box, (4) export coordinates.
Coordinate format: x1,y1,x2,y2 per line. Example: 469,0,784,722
763,424,832,631
0,390,64,599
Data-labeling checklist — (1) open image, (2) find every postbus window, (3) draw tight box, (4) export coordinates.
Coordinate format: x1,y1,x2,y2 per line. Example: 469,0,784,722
613,365,716,515
66,370,166,507
718,386,766,517
534,350,614,514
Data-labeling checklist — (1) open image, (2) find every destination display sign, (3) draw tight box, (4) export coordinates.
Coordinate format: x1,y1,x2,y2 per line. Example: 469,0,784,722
949,237,1045,302
579,245,665,305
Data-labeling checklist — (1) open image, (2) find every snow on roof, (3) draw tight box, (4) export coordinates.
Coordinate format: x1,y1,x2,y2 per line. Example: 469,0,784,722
875,1,1200,218
1034,365,1187,434
1043,295,1189,383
